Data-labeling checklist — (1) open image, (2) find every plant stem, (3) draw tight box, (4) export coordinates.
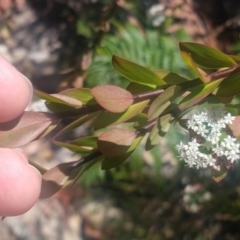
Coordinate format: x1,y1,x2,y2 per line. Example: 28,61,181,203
208,65,240,80
136,118,158,134
132,89,164,100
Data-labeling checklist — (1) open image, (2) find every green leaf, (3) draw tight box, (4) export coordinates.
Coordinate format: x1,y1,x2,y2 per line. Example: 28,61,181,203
148,85,181,121
97,129,137,157
155,70,189,85
0,112,59,147
214,70,240,97
34,90,82,107
131,113,148,128
36,88,97,112
52,139,97,154
112,55,166,87
91,85,134,113
94,100,149,130
71,136,98,148
101,135,143,169
179,78,203,91
228,54,240,64
146,114,173,150
53,136,98,155
49,94,83,107
180,52,209,83
126,82,156,95
179,42,236,69
179,79,222,110
57,88,96,105
45,102,77,112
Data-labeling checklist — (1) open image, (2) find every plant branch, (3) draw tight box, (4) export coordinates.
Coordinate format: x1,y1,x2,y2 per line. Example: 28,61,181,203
132,89,164,100
136,118,158,134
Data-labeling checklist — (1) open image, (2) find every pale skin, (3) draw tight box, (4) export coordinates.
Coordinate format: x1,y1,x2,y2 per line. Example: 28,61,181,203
0,55,42,216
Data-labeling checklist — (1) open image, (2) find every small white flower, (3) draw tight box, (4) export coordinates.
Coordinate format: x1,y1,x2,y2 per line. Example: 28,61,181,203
221,136,237,149
177,106,239,169
206,131,221,145
212,145,224,157
186,118,197,130
188,139,200,151
223,113,235,125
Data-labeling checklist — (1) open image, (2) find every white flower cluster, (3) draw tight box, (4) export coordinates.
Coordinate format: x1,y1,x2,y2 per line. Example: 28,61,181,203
176,106,239,169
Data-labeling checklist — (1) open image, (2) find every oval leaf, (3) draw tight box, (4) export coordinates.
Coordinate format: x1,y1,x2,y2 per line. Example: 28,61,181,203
98,129,137,157
0,112,59,147
91,85,134,113
112,55,166,87
180,42,236,69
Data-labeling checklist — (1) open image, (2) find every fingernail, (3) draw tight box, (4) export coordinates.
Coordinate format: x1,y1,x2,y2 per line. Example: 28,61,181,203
20,73,33,104
29,165,42,179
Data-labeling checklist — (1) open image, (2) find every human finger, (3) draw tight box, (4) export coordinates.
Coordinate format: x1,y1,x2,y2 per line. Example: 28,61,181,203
0,55,32,123
0,148,41,216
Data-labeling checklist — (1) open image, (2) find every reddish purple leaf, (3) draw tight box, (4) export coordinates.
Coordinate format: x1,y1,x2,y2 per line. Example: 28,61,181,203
229,116,240,138
91,85,134,113
40,161,79,198
0,111,59,147
98,129,137,157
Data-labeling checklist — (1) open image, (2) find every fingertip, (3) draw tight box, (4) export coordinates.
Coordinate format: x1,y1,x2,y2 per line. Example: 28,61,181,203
0,55,33,123
0,148,42,216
